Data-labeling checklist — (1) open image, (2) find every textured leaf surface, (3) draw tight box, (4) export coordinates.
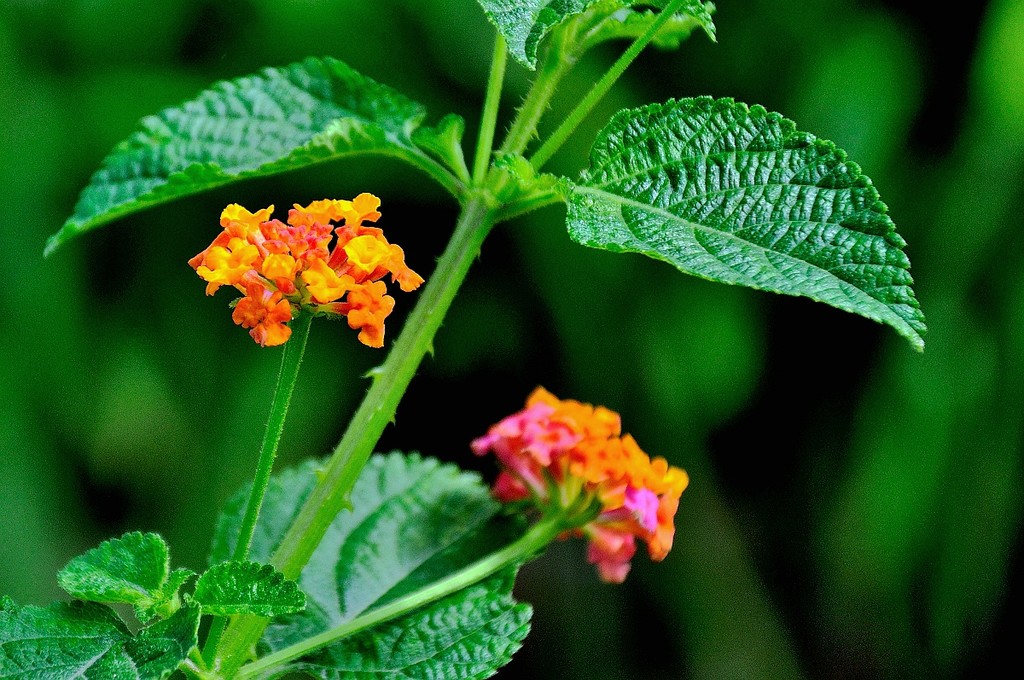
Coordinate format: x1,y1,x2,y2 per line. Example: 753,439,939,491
48,57,460,255
281,572,530,680
194,561,305,617
476,0,714,68
0,599,199,680
567,97,926,349
211,453,530,679
57,531,170,610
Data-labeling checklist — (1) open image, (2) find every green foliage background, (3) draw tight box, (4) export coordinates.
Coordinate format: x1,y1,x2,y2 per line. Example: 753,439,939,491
1,0,1020,678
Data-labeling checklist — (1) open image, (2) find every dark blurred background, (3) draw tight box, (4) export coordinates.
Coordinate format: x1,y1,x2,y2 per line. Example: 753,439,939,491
2,0,1021,678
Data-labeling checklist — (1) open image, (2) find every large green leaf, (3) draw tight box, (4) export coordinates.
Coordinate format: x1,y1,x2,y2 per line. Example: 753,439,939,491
194,561,306,618
476,0,714,68
279,572,530,680
210,453,530,679
47,56,462,255
0,598,199,679
567,96,926,349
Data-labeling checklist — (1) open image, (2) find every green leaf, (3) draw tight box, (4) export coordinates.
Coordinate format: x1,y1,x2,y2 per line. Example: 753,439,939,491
412,113,471,184
194,561,306,617
476,0,713,68
48,56,463,255
57,532,175,618
284,572,531,680
567,96,926,349
0,599,199,679
122,603,202,679
585,2,716,51
146,568,195,621
211,452,530,679
492,153,565,204
477,0,605,68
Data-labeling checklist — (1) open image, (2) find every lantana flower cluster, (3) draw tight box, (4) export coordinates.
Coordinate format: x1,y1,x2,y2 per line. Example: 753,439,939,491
472,387,688,583
189,194,423,347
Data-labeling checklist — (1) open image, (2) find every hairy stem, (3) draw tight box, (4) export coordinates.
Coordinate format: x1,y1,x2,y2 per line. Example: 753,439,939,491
498,40,575,157
235,515,563,679
213,194,497,675
201,310,312,664
529,0,692,169
473,33,508,184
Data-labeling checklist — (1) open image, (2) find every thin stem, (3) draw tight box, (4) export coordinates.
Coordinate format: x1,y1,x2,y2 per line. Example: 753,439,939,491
397,150,468,203
213,194,498,675
495,188,566,223
201,310,313,664
529,0,690,170
236,516,564,679
234,311,314,559
473,34,508,184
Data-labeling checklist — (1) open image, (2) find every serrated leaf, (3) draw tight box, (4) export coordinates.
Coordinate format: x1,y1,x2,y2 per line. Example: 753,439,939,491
476,0,713,68
0,599,199,680
194,561,306,617
567,96,926,349
57,531,170,611
211,452,530,679
281,572,531,680
478,0,605,68
123,603,202,679
48,56,462,255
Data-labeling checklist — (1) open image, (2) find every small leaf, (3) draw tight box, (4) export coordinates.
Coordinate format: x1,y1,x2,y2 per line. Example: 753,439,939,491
413,113,470,183
210,453,530,679
586,2,716,51
567,96,926,349
476,0,713,68
492,153,564,204
139,568,196,622
57,531,170,611
0,599,198,679
194,561,306,617
124,603,202,680
49,57,463,255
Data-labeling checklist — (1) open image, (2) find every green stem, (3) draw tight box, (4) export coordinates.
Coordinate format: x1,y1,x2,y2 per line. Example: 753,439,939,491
497,40,575,157
473,33,508,184
235,515,564,679
398,150,468,202
201,310,313,664
234,311,314,559
213,193,498,675
495,188,566,223
529,0,691,170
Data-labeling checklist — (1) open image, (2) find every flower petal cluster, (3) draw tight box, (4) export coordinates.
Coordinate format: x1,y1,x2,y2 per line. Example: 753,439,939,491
189,194,423,347
472,387,688,583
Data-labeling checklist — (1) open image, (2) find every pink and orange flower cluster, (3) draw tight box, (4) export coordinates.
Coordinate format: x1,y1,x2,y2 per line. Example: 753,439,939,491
189,194,422,347
472,387,688,583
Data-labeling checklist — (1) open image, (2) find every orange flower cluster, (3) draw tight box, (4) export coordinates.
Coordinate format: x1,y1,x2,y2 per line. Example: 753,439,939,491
189,194,423,347
472,387,688,583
